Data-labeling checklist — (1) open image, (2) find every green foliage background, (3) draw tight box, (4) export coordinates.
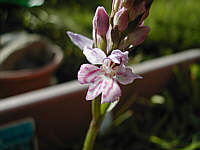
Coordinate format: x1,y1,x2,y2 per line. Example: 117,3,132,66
142,0,200,57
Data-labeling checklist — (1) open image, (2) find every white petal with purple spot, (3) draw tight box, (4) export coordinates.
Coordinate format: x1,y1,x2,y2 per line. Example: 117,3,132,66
86,79,104,100
78,64,101,84
101,78,121,104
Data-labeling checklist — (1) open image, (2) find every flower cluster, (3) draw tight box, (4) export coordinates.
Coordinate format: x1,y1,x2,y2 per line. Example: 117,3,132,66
67,0,153,104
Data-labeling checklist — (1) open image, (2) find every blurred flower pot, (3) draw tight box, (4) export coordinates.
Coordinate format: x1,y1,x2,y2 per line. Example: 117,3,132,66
0,32,63,98
0,49,199,149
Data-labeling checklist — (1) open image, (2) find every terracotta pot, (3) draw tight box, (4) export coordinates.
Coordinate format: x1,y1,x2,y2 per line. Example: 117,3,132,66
0,49,199,149
0,32,63,98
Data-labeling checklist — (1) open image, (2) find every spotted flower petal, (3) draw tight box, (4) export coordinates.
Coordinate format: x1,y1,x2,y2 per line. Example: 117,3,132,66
86,79,104,100
67,31,93,50
117,68,142,85
78,64,101,84
101,78,122,104
83,46,106,64
108,50,129,64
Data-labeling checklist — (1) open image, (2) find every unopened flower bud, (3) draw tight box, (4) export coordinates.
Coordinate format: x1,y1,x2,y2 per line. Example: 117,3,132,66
93,6,109,37
129,1,146,22
113,7,129,31
139,9,149,24
111,0,120,19
119,26,150,49
112,0,120,12
122,0,134,10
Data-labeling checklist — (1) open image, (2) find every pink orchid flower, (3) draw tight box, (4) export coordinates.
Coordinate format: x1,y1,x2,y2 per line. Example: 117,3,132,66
78,46,142,104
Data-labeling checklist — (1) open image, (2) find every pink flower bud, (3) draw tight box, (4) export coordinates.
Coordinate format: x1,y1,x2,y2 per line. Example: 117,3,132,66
139,9,150,24
93,6,109,37
113,7,129,31
122,0,134,10
129,26,150,46
112,0,122,12
111,0,120,19
119,26,150,49
129,1,146,22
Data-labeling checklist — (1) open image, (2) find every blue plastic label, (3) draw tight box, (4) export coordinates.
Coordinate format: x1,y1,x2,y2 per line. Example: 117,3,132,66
0,118,38,150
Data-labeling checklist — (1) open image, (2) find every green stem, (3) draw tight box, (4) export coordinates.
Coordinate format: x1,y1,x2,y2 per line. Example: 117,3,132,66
82,119,100,150
83,98,101,150
92,97,101,121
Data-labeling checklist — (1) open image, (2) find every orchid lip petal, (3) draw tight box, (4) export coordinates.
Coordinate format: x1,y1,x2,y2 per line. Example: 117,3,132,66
83,46,106,64
67,31,93,50
86,79,104,100
101,78,121,104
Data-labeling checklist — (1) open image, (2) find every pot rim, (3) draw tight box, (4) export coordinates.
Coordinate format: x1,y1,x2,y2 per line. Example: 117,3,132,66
0,41,63,80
